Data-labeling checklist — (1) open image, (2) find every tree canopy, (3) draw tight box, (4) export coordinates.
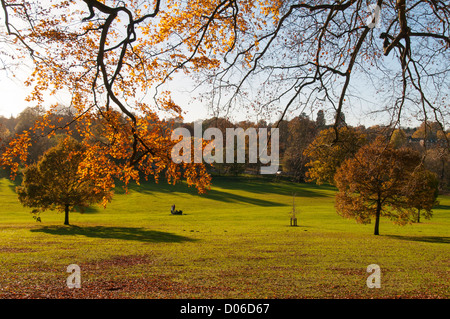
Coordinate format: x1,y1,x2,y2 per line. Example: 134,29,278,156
16,137,113,225
404,166,440,223
303,126,367,185
334,138,438,235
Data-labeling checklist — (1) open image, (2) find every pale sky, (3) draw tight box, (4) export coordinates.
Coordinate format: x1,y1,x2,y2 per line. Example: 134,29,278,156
0,64,210,122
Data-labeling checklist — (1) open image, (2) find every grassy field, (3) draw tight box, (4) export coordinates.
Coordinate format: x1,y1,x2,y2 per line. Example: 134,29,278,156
0,175,448,299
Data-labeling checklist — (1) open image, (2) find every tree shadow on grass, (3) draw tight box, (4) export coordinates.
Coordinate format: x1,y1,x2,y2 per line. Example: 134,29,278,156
210,175,335,197
202,188,287,206
114,177,329,207
70,206,102,214
4,175,22,193
30,225,197,243
384,235,450,244
434,204,450,211
114,179,287,207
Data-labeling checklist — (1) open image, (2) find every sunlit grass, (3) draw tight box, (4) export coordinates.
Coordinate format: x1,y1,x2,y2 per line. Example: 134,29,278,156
0,176,448,298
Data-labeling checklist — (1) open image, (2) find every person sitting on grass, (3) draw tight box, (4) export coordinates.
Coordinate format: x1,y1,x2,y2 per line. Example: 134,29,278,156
171,204,183,215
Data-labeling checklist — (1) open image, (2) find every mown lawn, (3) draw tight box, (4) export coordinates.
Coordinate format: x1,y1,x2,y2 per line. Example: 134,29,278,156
0,176,448,298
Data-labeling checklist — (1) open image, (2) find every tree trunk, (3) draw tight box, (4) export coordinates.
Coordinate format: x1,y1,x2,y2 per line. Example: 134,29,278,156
64,204,70,225
417,208,421,223
374,198,381,235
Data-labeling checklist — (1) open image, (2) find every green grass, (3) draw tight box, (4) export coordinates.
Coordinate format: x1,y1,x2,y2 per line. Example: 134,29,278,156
0,176,449,298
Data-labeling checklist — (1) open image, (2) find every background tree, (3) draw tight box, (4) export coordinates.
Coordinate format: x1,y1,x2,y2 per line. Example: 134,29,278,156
282,114,318,181
334,138,422,235
403,166,439,223
303,126,367,185
424,146,450,193
315,110,326,130
16,137,113,225
12,106,58,164
389,128,407,148
276,119,289,167
412,121,446,141
409,121,450,192
335,112,346,128
0,120,11,147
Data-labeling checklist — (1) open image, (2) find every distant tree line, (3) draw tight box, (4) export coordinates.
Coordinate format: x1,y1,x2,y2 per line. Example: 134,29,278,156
170,111,449,194
1,106,449,193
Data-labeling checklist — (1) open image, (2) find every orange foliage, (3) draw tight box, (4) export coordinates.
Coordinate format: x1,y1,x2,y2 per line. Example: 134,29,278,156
0,0,224,201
